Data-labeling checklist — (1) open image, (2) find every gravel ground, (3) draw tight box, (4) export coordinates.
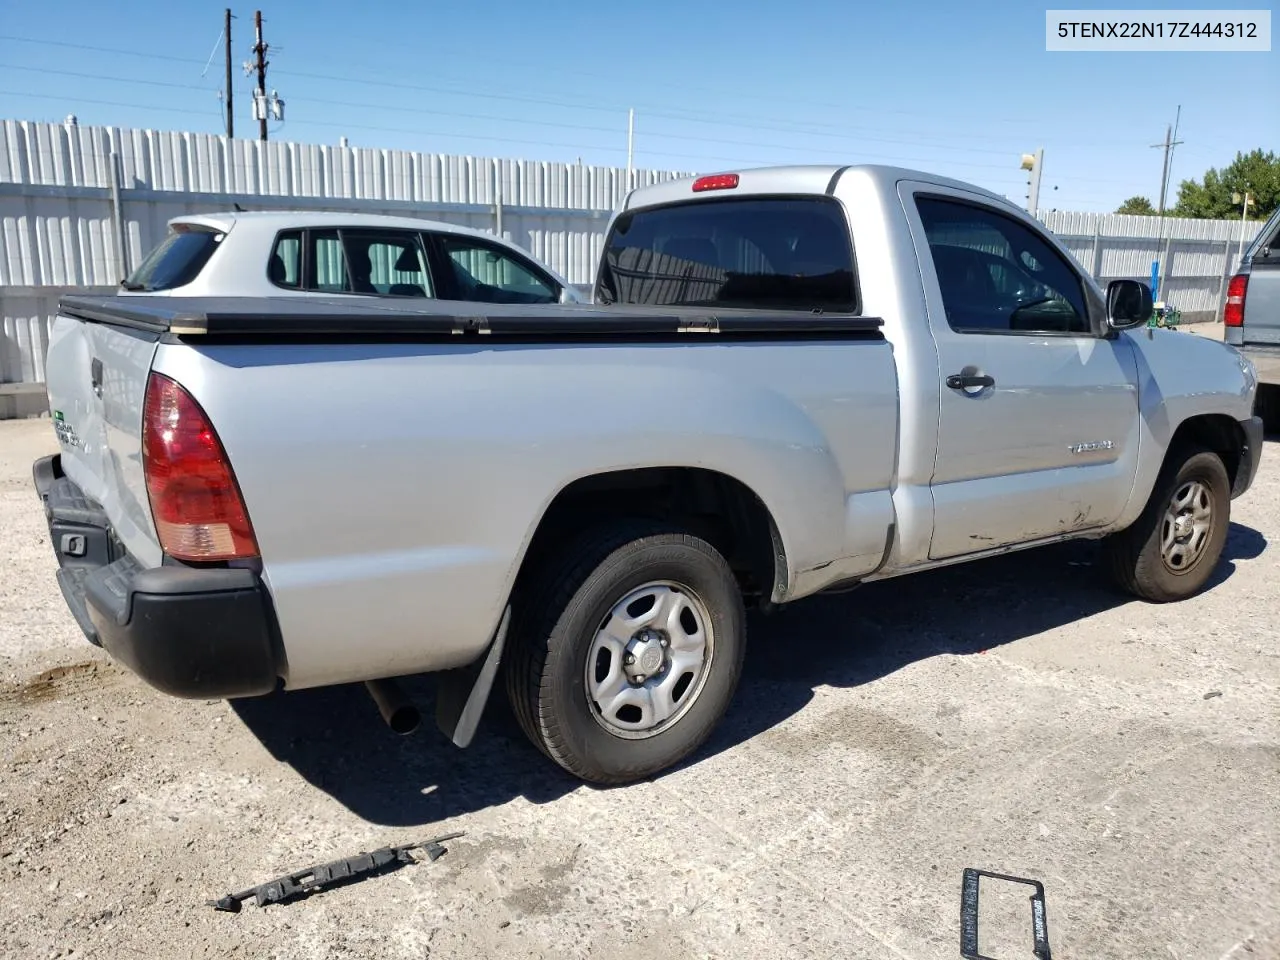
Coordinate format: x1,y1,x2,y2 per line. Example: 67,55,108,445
1,414,1277,960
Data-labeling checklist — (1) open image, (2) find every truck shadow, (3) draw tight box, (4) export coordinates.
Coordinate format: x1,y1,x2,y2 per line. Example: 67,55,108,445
230,521,1265,827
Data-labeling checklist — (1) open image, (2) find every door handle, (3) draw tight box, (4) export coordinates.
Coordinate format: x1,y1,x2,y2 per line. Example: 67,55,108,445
946,373,995,390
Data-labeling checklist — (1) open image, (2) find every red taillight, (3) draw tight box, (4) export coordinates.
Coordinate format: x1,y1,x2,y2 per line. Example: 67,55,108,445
692,173,739,192
142,372,258,561
1224,274,1248,327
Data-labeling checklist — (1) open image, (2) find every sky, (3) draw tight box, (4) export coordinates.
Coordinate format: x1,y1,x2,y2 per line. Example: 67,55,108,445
0,0,1275,213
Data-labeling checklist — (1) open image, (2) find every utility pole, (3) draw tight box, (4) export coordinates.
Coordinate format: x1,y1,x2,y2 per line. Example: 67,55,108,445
1020,148,1044,216
223,9,234,139
1151,105,1183,214
253,10,268,142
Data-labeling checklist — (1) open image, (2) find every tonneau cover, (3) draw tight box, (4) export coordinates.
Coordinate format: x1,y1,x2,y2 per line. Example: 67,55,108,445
58,294,883,340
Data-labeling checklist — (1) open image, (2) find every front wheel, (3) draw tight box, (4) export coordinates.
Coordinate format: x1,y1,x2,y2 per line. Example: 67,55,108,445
1104,447,1231,602
505,524,745,785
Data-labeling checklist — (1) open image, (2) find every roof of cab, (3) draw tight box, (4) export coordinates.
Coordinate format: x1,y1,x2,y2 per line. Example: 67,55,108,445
623,163,1011,211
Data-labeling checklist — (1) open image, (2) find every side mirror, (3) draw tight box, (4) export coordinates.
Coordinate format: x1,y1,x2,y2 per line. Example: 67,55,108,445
1106,279,1152,330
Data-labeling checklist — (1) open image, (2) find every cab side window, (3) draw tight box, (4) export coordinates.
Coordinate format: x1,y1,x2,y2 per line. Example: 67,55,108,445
434,235,557,304
917,197,1090,335
340,231,433,297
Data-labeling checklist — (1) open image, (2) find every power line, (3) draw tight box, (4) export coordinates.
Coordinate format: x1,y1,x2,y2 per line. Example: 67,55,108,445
0,32,1152,152
0,32,1046,127
0,62,1145,184
0,33,203,64
0,82,1141,191
3,60,1015,154
0,63,209,91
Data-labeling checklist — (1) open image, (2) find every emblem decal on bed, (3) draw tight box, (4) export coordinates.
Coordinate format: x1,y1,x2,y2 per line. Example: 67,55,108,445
52,410,81,450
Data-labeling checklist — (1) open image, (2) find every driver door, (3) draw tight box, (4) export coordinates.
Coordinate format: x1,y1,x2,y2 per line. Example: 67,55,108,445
900,185,1142,560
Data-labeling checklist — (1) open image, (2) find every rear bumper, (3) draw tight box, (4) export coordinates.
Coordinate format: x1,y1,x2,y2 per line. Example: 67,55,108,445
1239,343,1280,386
1234,415,1265,499
33,454,281,698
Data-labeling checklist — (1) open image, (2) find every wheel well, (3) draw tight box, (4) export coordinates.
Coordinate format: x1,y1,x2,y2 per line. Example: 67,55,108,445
517,468,785,605
1169,414,1245,488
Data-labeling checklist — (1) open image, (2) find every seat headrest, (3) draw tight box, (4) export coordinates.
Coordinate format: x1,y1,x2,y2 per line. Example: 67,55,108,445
394,246,420,272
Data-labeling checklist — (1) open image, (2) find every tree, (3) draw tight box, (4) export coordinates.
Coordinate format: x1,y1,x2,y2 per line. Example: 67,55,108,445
1116,196,1158,215
1172,149,1279,221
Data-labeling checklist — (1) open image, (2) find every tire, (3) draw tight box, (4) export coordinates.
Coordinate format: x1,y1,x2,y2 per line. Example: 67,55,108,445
1255,383,1280,434
1104,446,1231,603
505,523,745,785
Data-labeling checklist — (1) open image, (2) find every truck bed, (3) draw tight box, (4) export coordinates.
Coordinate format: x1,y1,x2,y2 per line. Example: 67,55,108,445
44,292,900,692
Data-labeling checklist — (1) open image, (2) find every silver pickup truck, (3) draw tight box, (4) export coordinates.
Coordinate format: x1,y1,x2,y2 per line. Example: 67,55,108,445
1225,205,1280,426
33,164,1263,785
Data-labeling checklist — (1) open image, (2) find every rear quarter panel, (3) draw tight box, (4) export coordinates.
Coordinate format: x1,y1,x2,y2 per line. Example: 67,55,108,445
151,337,899,688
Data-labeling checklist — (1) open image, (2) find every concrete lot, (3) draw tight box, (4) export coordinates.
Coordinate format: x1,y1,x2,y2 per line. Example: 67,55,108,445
1,415,1277,959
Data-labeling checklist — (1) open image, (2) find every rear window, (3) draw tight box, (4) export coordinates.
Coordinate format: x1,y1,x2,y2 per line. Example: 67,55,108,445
597,196,857,311
123,227,222,291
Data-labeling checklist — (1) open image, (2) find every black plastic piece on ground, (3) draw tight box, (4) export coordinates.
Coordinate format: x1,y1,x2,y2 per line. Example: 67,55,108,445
209,833,464,912
960,868,1052,960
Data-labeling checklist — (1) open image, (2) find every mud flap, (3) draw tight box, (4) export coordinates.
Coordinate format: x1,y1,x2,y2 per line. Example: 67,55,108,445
435,606,510,748
961,868,1052,960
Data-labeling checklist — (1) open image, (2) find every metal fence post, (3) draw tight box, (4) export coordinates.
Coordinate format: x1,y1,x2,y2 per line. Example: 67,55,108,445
1216,239,1234,321
493,158,503,238
1091,223,1102,277
1160,232,1175,304
108,151,128,281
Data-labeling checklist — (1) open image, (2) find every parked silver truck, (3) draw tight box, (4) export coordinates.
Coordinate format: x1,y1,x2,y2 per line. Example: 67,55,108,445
1225,205,1280,427
34,164,1263,785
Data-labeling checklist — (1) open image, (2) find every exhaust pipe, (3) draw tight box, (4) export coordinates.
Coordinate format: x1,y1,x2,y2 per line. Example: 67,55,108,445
364,678,420,735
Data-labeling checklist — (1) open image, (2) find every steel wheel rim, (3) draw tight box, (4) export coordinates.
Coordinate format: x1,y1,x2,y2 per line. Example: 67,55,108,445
1160,478,1214,574
584,580,714,740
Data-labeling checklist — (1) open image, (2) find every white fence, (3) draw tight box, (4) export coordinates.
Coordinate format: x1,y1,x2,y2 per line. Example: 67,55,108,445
1039,209,1260,325
0,118,1266,397
0,119,691,391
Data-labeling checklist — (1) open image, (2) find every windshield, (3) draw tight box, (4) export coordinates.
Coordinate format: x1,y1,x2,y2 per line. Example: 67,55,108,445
122,226,223,291
596,196,857,312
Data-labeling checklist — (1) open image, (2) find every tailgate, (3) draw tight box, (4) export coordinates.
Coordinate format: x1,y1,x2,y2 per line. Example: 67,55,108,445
1242,260,1280,346
44,311,163,568
1242,209,1280,345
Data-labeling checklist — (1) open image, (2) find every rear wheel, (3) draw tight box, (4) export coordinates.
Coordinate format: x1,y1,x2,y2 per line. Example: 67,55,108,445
505,523,745,785
1104,447,1230,602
